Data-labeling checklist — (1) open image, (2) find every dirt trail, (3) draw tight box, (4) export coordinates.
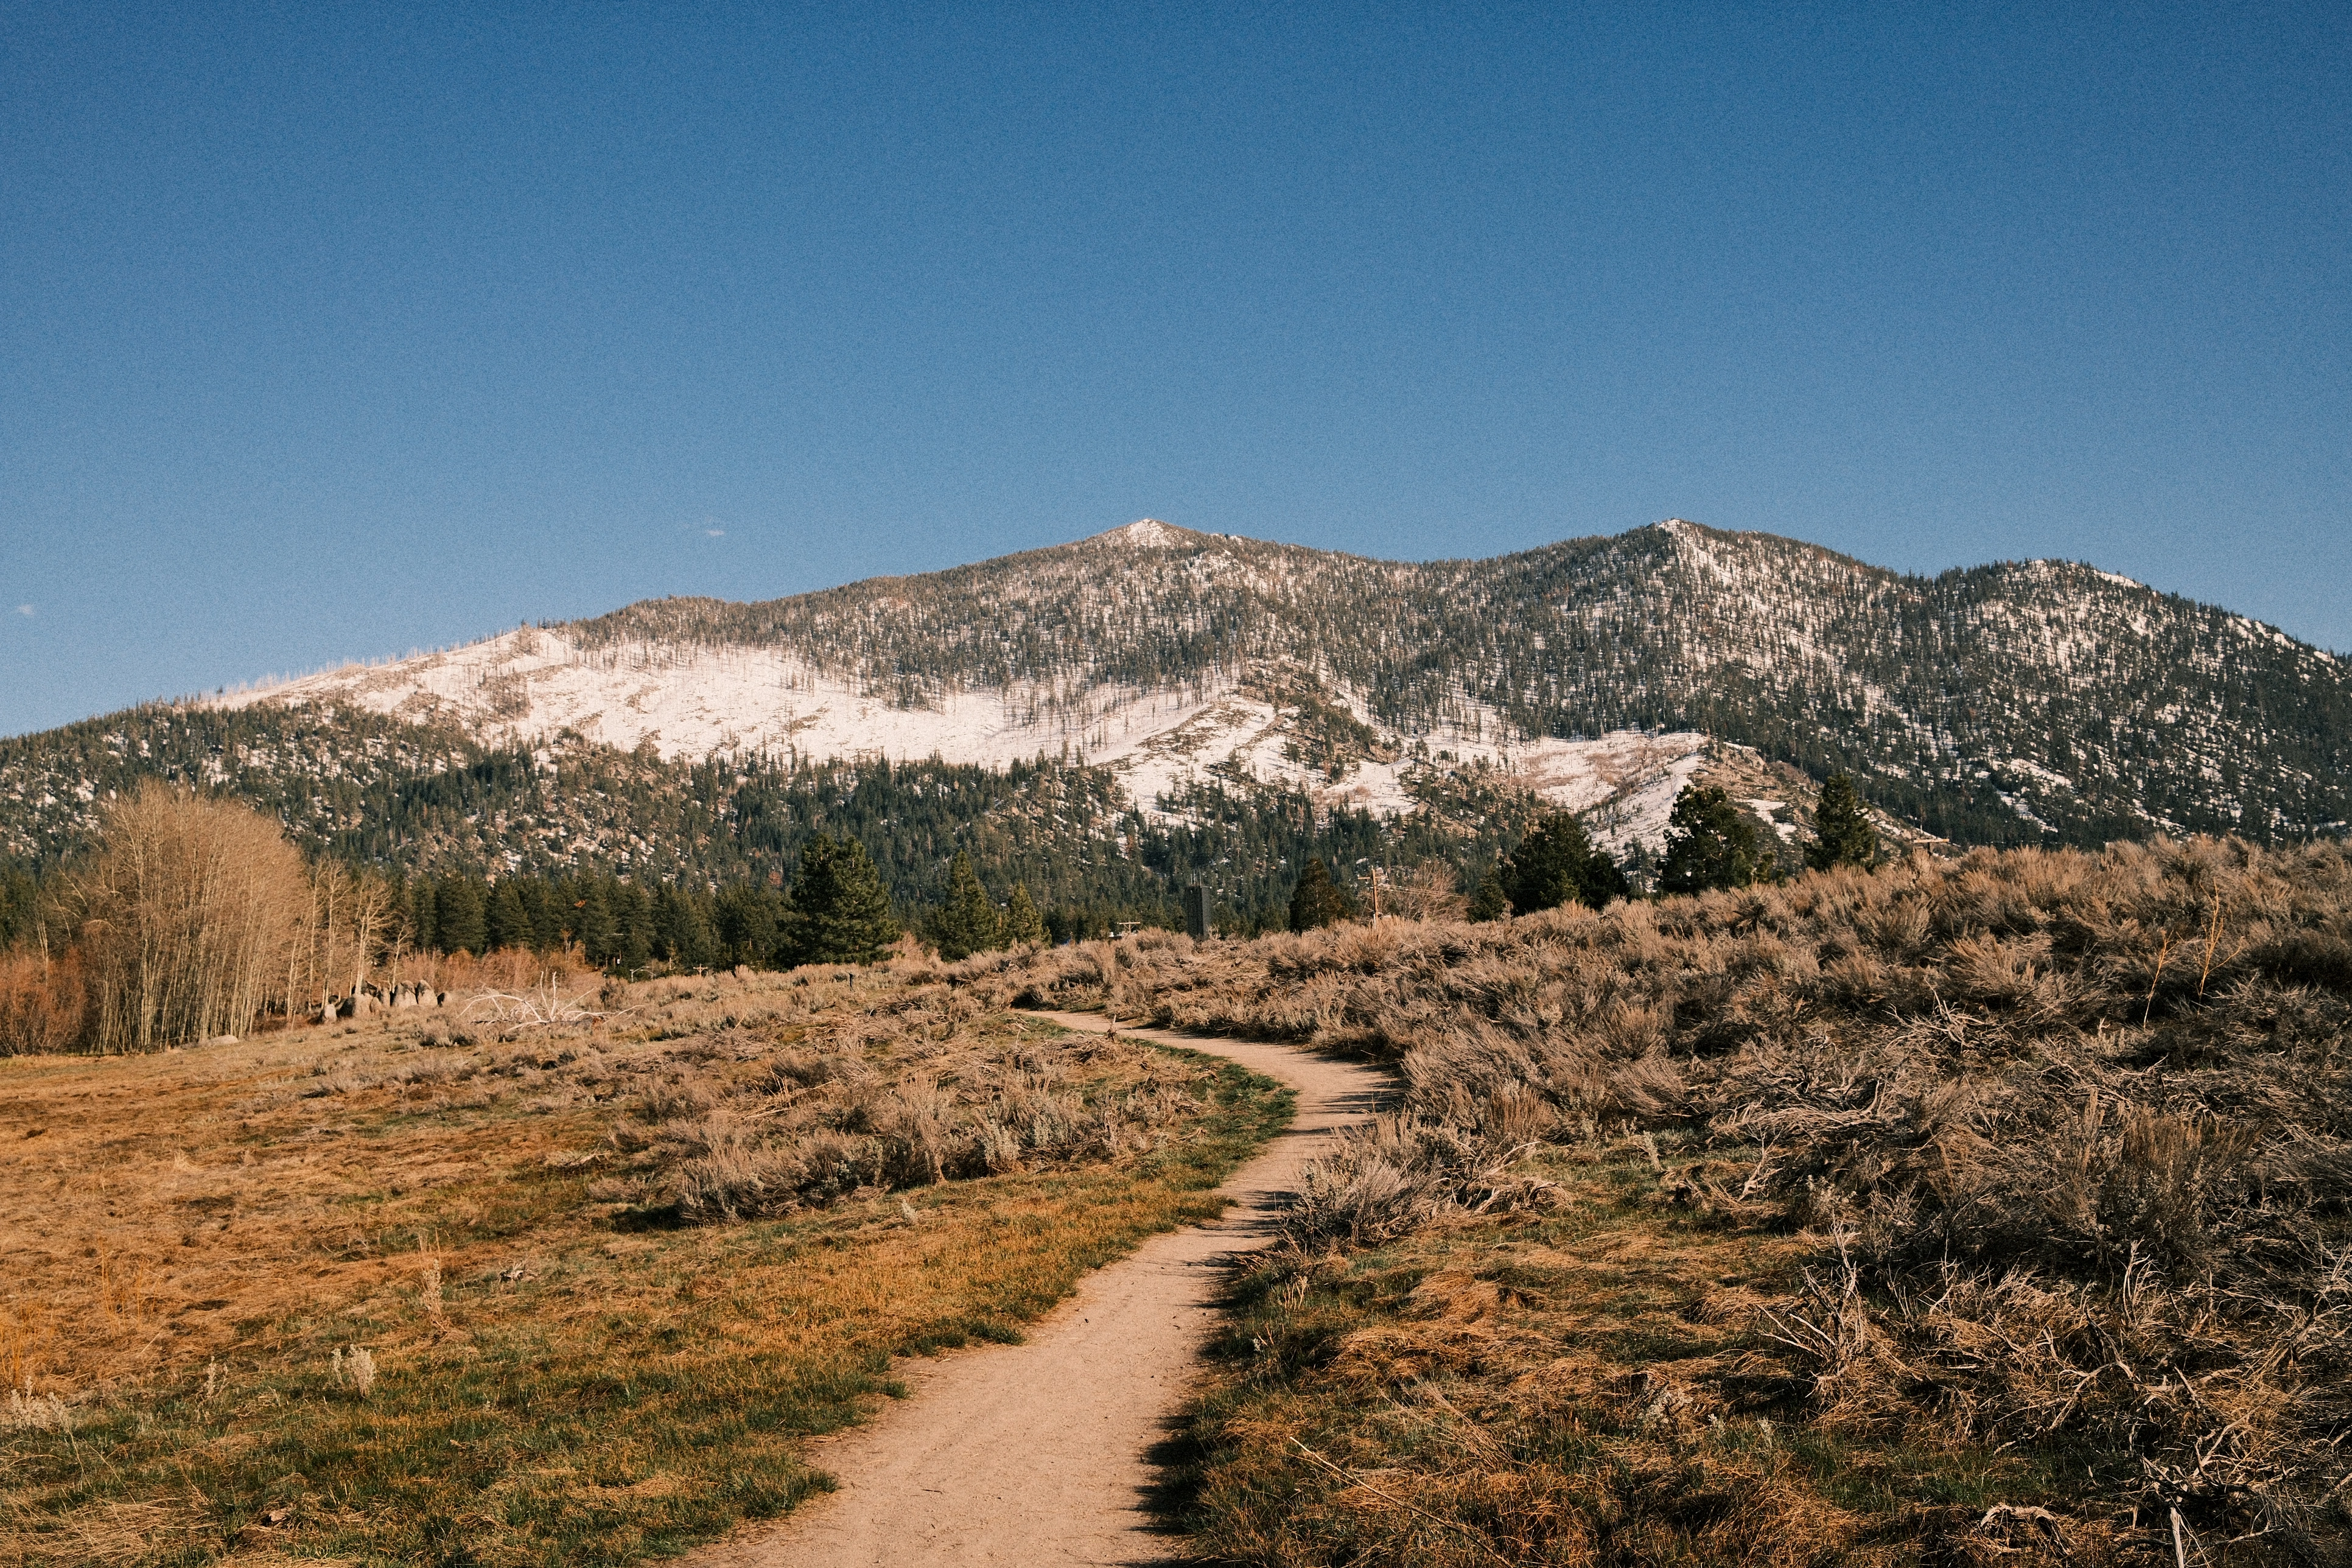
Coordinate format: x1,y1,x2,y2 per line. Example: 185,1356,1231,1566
680,1011,1387,1568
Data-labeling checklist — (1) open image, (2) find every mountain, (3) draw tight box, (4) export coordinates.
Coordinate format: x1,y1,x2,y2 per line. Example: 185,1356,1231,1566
3,519,2345,909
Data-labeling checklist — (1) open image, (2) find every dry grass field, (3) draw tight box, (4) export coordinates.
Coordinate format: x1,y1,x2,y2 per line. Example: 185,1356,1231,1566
0,959,1289,1566
971,839,2352,1565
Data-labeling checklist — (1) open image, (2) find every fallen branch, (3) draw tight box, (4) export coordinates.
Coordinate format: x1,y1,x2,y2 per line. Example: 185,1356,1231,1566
461,978,626,1031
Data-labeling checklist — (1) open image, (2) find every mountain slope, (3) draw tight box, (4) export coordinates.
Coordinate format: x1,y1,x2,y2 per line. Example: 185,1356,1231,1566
0,701,1524,935
196,517,2348,850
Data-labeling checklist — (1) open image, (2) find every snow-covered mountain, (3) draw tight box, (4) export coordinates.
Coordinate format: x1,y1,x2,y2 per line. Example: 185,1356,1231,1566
4,518,2344,900
200,516,2348,850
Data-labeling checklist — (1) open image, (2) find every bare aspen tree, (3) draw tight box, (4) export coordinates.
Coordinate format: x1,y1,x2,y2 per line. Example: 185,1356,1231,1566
311,860,346,1019
70,784,308,1051
285,860,394,1022
345,872,392,1010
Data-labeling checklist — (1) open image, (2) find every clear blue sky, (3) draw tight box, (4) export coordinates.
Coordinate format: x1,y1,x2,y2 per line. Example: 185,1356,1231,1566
4,4,2346,737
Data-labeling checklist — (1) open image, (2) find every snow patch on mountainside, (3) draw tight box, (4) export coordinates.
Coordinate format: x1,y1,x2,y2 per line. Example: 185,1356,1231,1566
211,625,1720,850
218,627,1165,766
1491,731,1712,854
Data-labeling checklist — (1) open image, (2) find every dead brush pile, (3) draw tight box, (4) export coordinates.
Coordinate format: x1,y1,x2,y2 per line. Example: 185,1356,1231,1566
980,839,2352,1560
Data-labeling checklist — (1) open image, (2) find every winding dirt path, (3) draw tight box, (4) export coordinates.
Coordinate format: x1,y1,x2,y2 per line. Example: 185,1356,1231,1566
679,1012,1388,1568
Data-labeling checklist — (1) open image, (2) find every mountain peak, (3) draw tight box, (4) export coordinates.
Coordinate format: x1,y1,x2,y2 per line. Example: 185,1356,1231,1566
1090,519,1189,548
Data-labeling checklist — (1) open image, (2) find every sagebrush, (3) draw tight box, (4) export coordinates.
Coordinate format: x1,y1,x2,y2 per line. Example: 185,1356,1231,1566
974,838,2352,1563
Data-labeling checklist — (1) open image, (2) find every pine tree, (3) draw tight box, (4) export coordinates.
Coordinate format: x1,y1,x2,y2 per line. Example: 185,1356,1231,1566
1467,866,1510,922
787,835,900,965
407,878,437,954
713,883,780,967
0,870,40,953
1502,811,1629,914
931,850,1003,961
652,885,717,969
1002,882,1048,947
519,880,563,951
1804,772,1880,871
1657,785,1763,895
613,881,655,973
485,880,531,951
1289,858,1354,931
572,881,616,965
435,875,487,956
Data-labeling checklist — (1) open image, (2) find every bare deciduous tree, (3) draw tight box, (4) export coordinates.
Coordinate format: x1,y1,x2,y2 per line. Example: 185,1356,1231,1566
1377,860,1471,923
288,858,397,1023
70,784,309,1051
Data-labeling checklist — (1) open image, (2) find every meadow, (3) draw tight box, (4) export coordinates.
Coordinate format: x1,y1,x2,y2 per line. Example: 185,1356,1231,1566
0,961,1287,1566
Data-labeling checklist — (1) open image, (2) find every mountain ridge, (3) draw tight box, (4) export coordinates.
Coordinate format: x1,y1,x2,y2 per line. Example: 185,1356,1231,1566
212,517,2351,844
3,519,2345,904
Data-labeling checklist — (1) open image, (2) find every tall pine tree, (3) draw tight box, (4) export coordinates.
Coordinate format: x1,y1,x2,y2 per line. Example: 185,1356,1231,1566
435,875,487,956
1501,811,1629,913
485,880,531,951
572,881,617,964
931,850,1002,961
1288,858,1354,931
1466,866,1510,922
713,883,782,967
787,835,900,965
1002,882,1048,947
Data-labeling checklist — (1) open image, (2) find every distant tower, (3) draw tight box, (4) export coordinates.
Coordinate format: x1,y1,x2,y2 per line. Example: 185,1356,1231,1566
1183,883,1211,940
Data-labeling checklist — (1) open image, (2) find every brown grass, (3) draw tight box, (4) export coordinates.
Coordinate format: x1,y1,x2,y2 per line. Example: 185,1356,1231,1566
973,839,2352,1563
0,956,1289,1565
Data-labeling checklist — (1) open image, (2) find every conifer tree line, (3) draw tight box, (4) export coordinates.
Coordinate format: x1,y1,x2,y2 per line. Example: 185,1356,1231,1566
1289,774,1880,932
374,833,903,972
4,765,1886,972
2,768,1884,1053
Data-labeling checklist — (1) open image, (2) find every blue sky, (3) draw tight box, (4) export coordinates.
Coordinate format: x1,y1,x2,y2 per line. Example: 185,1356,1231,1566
4,4,2346,736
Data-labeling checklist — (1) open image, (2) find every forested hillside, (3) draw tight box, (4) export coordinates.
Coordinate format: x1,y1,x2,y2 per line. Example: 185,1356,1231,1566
0,701,1522,936
4,519,2345,929
570,519,2350,846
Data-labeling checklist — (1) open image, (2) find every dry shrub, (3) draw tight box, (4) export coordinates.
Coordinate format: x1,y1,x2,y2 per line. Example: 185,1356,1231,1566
990,835,2352,1556
0,952,1281,1568
552,964,1223,1225
0,948,85,1054
433,945,599,997
1375,860,1470,923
